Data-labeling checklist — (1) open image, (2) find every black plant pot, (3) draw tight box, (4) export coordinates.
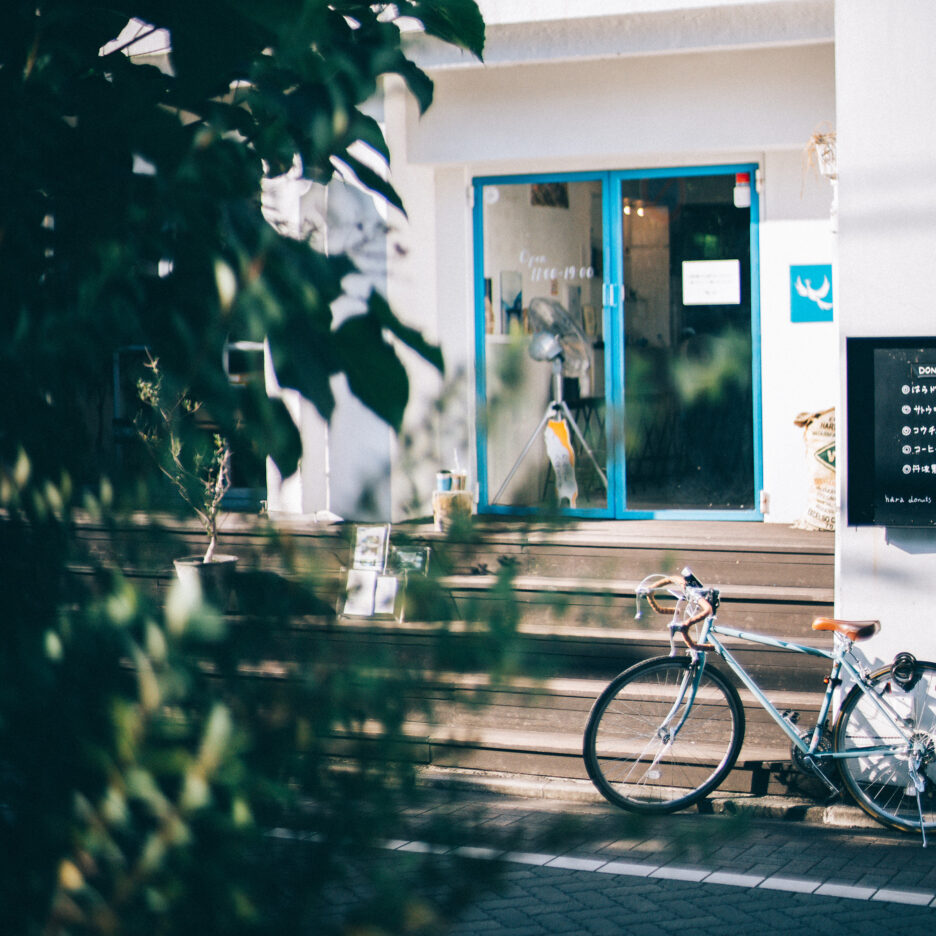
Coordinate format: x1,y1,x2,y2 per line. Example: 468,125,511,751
172,554,239,610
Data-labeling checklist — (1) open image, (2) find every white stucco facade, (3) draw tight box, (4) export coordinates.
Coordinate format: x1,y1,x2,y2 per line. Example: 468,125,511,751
834,0,936,662
377,0,840,527
268,0,936,662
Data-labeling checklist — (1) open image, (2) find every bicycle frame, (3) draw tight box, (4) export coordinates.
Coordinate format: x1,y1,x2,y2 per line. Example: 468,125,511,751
691,616,916,766
612,573,933,841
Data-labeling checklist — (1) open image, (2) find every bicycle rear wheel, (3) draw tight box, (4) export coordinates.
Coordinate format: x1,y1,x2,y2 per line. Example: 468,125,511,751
583,656,744,814
834,660,936,834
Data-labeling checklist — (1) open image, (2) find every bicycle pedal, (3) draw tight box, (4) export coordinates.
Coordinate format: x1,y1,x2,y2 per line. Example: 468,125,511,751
781,709,800,725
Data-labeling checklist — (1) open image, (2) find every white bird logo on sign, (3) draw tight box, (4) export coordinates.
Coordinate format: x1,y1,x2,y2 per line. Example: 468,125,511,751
794,275,833,311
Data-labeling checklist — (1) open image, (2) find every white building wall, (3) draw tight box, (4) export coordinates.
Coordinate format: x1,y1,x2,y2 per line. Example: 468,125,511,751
759,217,836,523
388,36,836,522
265,178,394,521
477,0,820,21
414,46,833,168
835,0,936,662
759,149,838,523
270,2,840,524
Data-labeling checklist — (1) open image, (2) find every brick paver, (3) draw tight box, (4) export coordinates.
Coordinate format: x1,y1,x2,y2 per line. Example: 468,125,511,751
379,788,936,933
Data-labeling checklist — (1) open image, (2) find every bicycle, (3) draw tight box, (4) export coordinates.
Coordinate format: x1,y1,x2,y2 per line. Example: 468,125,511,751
583,568,936,843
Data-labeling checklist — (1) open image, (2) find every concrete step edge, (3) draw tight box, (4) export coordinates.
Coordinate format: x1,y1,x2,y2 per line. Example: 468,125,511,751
414,767,877,828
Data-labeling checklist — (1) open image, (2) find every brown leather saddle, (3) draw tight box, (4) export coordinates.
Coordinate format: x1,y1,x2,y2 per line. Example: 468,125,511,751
811,617,881,642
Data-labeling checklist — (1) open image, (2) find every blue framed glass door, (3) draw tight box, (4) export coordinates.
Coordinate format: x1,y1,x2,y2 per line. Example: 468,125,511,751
473,165,762,519
612,167,762,517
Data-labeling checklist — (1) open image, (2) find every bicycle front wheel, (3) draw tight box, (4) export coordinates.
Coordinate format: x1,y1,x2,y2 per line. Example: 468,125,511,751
834,660,936,834
583,656,745,814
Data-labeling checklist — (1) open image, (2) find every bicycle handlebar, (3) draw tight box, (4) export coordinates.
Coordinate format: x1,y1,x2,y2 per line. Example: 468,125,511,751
635,569,715,652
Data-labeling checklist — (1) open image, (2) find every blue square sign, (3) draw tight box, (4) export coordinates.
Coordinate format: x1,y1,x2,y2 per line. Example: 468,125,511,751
790,264,834,322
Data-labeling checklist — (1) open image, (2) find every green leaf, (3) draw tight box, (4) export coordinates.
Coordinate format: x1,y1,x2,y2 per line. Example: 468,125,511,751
333,153,405,216
367,291,444,374
346,111,391,164
267,326,338,424
385,51,435,114
157,6,270,99
334,315,409,431
398,0,485,60
233,388,302,479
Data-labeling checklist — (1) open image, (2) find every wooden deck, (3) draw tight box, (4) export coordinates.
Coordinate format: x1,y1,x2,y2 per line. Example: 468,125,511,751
70,511,836,799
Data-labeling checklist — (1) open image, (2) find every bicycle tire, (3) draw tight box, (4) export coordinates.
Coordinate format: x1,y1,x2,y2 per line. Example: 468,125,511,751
834,659,936,834
583,656,745,814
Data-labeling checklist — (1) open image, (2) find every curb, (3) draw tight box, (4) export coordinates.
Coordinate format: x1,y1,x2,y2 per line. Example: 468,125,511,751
416,766,881,830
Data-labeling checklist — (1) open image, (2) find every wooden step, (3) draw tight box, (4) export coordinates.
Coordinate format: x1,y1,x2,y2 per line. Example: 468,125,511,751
403,673,826,755
307,614,833,691
404,519,833,589
319,666,830,796
440,574,832,637
70,512,837,800
326,708,828,800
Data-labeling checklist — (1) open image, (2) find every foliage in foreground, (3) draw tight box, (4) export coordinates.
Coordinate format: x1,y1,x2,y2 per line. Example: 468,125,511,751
0,3,540,933
2,508,528,935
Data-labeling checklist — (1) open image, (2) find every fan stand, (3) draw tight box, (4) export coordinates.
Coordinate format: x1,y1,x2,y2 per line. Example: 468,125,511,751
491,356,609,505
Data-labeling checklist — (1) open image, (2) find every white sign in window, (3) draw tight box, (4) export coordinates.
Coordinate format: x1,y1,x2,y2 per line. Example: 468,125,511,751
682,260,741,306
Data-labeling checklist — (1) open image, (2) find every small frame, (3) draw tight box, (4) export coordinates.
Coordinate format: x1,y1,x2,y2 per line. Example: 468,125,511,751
352,524,390,572
339,529,432,622
342,568,378,617
582,304,598,338
389,545,431,576
373,575,400,617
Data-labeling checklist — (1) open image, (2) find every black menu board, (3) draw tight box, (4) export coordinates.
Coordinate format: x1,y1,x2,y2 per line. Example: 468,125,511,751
866,346,936,525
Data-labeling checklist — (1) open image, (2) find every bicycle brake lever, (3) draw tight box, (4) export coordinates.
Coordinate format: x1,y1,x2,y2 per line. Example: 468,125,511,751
682,568,703,589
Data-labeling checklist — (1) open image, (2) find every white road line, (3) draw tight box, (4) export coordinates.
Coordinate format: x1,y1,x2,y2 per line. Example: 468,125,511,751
816,882,877,900
704,871,766,888
650,866,710,882
546,856,607,872
758,875,821,894
503,851,555,866
597,860,656,878
872,888,935,905
372,837,936,906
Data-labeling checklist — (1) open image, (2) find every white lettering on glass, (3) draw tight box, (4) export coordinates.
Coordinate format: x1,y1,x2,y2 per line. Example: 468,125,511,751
519,249,594,283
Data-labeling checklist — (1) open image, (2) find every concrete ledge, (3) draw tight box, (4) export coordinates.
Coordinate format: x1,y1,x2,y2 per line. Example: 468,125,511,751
416,765,880,830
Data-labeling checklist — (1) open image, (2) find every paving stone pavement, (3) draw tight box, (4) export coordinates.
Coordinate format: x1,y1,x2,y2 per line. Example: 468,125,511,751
370,788,936,934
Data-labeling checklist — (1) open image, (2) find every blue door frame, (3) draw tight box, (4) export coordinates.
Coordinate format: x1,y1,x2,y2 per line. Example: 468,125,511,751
472,164,763,521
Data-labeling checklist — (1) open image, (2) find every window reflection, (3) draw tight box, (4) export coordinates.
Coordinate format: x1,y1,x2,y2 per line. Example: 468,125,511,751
481,179,608,510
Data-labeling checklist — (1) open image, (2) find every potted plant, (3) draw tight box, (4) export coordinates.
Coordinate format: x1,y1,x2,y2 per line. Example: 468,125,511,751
135,352,238,603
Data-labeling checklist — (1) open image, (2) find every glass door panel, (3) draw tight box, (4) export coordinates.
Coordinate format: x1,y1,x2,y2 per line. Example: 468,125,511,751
620,172,755,511
479,177,609,511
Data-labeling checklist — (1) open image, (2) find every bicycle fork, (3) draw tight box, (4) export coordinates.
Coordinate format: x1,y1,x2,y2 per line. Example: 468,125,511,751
638,658,706,778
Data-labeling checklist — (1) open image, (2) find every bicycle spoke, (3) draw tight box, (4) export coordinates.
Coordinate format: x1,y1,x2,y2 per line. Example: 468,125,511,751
584,657,744,814
836,662,936,834
588,567,936,839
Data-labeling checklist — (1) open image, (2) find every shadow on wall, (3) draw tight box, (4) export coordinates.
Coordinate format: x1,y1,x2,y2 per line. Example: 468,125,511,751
884,527,936,556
